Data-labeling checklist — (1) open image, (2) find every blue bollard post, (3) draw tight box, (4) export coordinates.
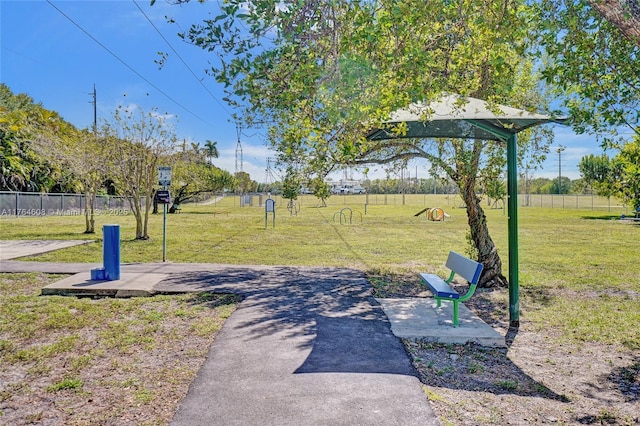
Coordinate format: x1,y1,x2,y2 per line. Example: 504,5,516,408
103,224,120,280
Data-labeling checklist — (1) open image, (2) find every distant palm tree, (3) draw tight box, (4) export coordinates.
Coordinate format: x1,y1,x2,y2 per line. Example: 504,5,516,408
204,140,219,164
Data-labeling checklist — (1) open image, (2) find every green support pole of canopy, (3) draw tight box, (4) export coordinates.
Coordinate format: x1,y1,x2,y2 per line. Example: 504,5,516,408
506,133,520,325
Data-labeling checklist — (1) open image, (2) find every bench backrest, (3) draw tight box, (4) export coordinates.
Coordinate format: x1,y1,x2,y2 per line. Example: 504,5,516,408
445,251,483,284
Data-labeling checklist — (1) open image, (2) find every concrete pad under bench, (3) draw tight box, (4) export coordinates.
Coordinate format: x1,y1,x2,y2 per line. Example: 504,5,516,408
41,272,168,298
376,297,506,348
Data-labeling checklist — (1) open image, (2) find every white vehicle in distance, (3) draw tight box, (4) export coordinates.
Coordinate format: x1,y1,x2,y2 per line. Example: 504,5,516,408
333,184,366,194
349,185,366,194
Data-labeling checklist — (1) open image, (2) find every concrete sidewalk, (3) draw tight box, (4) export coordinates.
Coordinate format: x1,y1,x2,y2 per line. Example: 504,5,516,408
0,239,93,261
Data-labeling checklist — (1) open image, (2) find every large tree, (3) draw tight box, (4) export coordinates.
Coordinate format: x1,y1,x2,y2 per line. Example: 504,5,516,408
203,139,219,165
33,126,109,233
168,146,233,213
174,0,556,287
580,140,640,210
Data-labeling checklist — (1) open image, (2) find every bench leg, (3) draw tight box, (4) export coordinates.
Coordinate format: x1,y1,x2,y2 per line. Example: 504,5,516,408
436,299,442,308
452,301,459,327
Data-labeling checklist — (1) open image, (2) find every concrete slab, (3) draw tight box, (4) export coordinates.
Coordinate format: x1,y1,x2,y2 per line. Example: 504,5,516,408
376,297,506,348
41,272,167,298
0,240,94,261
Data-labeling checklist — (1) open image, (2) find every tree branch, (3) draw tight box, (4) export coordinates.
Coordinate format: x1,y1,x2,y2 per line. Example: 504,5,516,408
587,0,640,47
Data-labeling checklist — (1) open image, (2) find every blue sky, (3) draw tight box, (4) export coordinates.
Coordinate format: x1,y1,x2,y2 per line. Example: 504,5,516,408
1,0,603,183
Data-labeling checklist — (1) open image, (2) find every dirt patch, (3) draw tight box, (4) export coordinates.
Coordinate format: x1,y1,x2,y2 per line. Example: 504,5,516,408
370,272,639,425
412,293,638,424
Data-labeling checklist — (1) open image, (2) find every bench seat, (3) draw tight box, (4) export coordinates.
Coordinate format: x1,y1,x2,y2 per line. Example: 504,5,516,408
419,273,459,299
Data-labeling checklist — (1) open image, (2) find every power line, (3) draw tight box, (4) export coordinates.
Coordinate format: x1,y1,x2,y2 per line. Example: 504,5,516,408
132,0,233,119
46,0,217,128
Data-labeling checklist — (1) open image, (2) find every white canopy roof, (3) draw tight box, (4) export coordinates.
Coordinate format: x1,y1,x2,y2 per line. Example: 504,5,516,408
366,94,567,141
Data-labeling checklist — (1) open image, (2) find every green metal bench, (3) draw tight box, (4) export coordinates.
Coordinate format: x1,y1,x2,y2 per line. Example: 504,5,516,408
419,251,484,327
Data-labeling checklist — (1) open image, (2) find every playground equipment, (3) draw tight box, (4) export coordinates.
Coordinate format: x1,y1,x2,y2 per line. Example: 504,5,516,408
414,207,448,221
333,207,363,224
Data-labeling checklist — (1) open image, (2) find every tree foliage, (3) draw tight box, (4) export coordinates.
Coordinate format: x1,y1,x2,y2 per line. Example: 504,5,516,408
0,84,78,193
310,177,331,207
534,0,640,145
579,139,640,210
234,171,257,194
578,153,621,198
203,139,219,164
32,127,109,233
175,0,557,287
168,145,233,212
281,166,301,201
617,138,640,210
535,1,639,209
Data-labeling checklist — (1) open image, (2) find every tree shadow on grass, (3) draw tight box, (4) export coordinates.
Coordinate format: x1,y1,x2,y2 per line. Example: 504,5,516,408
606,357,640,403
168,210,230,215
580,215,627,221
411,286,571,402
407,339,571,402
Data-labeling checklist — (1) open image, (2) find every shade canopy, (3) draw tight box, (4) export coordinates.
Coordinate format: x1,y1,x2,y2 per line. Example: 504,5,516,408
365,94,567,326
366,93,567,142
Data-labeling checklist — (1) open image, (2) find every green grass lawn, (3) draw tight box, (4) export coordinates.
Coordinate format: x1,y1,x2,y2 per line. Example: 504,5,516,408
1,194,638,348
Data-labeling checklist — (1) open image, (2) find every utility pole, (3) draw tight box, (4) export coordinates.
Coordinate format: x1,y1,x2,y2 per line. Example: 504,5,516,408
265,157,277,189
88,84,97,133
557,145,565,194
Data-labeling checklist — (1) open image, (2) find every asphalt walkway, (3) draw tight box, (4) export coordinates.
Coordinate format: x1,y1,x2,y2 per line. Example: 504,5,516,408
160,267,439,425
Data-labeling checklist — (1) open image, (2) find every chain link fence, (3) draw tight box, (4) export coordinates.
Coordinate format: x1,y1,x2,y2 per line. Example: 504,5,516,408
0,192,132,217
0,191,631,217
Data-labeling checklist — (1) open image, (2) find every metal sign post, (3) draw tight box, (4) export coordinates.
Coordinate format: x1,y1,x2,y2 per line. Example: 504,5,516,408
158,167,172,262
265,198,275,229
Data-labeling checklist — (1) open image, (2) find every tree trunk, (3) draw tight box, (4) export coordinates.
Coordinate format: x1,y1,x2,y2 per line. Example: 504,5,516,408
129,193,147,240
84,190,96,234
141,193,152,240
461,181,508,288
152,189,159,214
587,0,640,47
